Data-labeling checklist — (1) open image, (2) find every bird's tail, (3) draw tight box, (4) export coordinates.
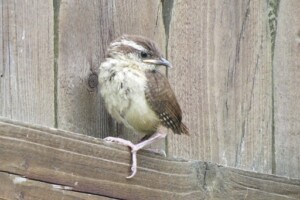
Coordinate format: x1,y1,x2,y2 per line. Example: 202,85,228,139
180,123,189,135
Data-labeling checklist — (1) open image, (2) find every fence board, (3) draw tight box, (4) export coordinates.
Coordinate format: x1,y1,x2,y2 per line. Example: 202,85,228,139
167,0,273,174
0,0,54,126
57,0,165,142
0,172,115,200
0,119,299,200
274,1,300,179
0,0,299,184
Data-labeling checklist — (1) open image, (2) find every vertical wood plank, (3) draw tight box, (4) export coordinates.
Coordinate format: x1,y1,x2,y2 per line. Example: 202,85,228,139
0,0,54,127
57,0,165,140
0,0,3,80
57,0,111,138
274,1,300,179
167,0,273,174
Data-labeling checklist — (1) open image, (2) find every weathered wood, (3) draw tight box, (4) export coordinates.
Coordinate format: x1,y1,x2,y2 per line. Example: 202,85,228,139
56,0,165,142
0,172,115,200
56,0,110,138
167,0,273,175
0,0,299,189
0,118,204,200
0,0,54,126
0,118,300,200
0,1,3,80
273,1,300,179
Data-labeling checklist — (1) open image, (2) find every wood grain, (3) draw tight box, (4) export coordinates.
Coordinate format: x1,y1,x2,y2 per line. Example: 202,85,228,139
0,119,204,200
167,0,273,175
0,172,115,200
0,0,299,185
56,0,165,143
0,0,54,127
0,119,299,200
57,0,111,138
273,1,300,179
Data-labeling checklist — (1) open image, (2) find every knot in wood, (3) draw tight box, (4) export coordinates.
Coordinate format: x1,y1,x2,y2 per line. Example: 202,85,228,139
88,73,98,89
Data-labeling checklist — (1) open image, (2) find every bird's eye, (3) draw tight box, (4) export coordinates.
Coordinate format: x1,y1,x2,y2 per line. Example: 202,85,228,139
140,51,149,58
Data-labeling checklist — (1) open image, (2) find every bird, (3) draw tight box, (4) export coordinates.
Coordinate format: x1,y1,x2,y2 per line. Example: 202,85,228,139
98,35,189,178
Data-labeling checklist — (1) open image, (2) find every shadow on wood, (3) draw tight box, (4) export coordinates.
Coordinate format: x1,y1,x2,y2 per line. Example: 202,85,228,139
0,118,299,200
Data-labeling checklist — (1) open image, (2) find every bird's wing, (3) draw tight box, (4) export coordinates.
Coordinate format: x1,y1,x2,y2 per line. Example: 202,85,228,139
144,70,188,135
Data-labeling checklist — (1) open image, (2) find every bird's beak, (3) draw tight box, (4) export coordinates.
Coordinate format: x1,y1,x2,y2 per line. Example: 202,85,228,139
143,58,172,68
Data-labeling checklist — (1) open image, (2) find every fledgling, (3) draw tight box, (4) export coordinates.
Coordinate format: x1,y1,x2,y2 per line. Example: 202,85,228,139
99,35,189,178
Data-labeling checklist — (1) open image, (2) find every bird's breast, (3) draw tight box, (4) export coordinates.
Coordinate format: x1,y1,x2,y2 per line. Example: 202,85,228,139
99,60,159,134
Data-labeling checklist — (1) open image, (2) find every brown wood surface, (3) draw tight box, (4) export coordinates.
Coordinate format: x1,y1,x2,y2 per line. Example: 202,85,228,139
0,118,300,200
273,1,300,179
0,0,299,185
0,0,55,126
0,172,115,200
56,0,165,141
167,0,273,175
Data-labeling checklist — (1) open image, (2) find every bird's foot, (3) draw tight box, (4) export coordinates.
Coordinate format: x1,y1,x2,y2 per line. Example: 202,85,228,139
144,148,166,157
103,137,139,179
104,137,135,148
103,132,167,179
126,149,138,179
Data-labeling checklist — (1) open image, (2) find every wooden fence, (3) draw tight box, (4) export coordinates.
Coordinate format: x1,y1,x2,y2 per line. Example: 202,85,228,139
1,0,300,199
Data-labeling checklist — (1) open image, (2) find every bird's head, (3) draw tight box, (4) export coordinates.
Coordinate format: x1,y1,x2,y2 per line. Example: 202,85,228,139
106,35,172,71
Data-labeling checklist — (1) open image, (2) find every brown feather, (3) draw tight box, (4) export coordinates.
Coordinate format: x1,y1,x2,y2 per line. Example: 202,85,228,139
107,35,163,59
145,70,189,135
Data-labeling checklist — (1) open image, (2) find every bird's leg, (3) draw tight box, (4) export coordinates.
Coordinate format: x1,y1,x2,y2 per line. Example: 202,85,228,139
139,134,167,157
104,137,135,148
143,148,167,157
104,131,167,179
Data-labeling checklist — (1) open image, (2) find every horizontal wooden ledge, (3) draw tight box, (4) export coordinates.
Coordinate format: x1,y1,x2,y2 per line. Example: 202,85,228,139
0,118,299,200
0,171,113,200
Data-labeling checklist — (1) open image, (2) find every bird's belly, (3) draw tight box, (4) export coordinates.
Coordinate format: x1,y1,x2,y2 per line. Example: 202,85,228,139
99,68,159,134
124,95,159,134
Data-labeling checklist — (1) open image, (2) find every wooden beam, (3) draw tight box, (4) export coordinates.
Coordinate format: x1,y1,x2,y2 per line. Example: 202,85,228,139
0,172,114,200
0,118,299,200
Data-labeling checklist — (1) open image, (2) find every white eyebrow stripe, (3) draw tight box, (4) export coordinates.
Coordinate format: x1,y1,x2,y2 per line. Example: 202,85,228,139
111,39,146,51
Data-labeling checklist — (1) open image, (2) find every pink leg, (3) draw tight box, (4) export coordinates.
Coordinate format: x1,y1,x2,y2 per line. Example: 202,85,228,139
144,148,167,157
104,131,167,179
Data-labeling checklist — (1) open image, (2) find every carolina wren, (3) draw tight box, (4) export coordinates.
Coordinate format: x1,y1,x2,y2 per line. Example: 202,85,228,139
98,35,188,178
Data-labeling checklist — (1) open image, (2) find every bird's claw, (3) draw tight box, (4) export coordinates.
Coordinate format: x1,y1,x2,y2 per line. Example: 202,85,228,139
103,135,166,179
103,137,114,142
103,137,134,148
126,166,137,179
159,150,167,157
126,149,138,179
103,137,139,179
145,148,167,157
